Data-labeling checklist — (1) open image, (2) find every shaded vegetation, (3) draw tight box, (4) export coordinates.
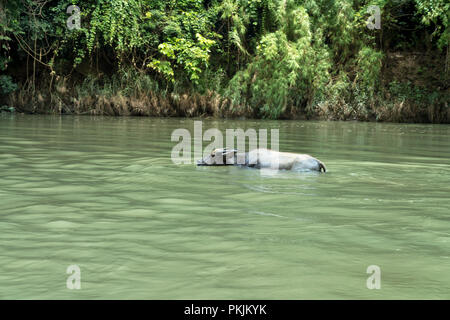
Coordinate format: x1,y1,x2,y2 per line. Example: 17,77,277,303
0,0,449,122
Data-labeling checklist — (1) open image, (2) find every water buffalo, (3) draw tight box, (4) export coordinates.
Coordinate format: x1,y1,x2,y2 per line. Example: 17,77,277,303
197,148,326,172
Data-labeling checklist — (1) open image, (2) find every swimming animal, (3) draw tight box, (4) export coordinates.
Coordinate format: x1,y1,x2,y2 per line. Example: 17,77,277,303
197,148,326,172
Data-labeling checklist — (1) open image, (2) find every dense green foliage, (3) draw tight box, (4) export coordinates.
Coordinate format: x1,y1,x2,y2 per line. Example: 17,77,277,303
0,0,448,121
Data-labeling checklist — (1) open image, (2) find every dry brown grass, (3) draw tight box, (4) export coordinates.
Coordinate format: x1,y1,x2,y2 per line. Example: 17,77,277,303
6,61,449,123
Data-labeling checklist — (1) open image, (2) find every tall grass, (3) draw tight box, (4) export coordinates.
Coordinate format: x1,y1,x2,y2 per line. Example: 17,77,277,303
8,69,239,117
7,66,449,123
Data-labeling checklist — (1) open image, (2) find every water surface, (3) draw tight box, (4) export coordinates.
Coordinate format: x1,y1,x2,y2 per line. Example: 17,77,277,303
0,114,449,299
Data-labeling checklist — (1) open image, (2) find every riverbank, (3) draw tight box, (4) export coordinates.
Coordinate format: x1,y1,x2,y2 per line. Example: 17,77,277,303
5,87,449,123
5,59,449,123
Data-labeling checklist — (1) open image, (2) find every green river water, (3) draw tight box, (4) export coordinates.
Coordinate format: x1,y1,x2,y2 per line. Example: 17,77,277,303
0,114,449,299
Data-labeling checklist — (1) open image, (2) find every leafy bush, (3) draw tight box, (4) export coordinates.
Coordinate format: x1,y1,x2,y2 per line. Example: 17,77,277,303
0,75,17,95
